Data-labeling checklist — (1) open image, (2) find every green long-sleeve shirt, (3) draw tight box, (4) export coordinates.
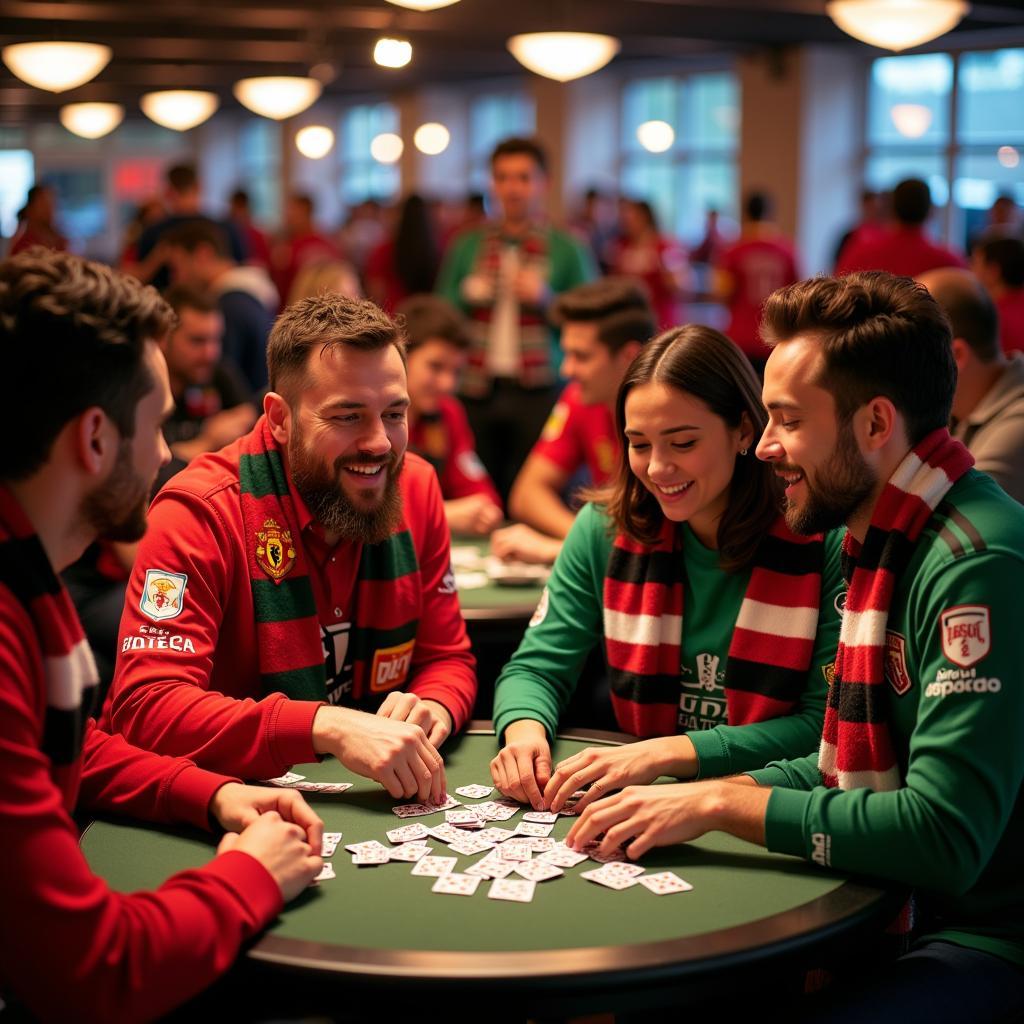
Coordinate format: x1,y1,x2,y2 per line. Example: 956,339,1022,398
748,471,1024,967
493,502,845,778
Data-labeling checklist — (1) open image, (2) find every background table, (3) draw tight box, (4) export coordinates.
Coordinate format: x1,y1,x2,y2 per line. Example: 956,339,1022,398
81,725,896,1018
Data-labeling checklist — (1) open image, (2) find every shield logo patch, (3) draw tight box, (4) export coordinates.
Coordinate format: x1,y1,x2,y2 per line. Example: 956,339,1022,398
140,569,188,621
940,605,991,668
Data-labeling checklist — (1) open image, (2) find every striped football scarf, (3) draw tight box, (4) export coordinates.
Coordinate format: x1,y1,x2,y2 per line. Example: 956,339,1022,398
238,417,421,703
819,428,974,790
0,486,98,767
602,515,824,737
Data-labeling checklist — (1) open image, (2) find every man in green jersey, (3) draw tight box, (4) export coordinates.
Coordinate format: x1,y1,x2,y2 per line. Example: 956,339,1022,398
567,271,1024,1019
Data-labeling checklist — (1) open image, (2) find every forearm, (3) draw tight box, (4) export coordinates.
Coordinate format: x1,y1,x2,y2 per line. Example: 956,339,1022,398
704,779,771,846
509,481,576,539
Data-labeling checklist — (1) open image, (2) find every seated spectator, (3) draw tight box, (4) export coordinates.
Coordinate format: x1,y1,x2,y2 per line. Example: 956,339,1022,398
492,278,655,564
972,236,1024,354
8,184,67,257
836,177,965,278
918,267,1024,503
162,221,276,393
398,293,503,537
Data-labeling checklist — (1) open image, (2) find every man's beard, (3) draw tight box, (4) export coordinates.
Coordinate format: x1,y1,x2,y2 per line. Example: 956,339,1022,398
81,438,151,543
290,433,404,545
783,420,876,536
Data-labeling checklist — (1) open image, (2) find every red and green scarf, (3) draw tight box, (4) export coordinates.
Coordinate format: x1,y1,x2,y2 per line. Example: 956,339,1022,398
0,486,98,770
602,515,824,737
238,418,422,703
820,428,974,791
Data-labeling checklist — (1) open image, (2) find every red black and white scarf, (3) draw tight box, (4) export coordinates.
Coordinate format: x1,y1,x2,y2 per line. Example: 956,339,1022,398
602,515,824,737
819,428,974,790
0,486,98,768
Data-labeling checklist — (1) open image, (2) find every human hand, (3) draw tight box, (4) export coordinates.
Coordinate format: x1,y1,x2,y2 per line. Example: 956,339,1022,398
515,268,549,306
217,810,322,902
445,494,503,537
461,273,494,304
490,719,552,810
376,691,452,749
490,524,561,565
312,705,446,805
209,782,324,852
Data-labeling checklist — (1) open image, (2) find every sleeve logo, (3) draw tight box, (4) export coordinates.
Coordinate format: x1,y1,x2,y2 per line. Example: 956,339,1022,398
140,569,188,621
884,631,912,695
940,604,991,668
529,587,550,628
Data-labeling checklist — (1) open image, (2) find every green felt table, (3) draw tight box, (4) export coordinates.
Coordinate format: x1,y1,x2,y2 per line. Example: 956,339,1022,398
451,538,546,621
81,725,894,1014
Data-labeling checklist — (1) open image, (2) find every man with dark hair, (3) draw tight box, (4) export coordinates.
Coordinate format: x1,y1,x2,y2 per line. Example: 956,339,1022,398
437,136,595,501
714,190,799,371
492,277,656,564
0,250,323,1020
565,270,1024,1019
163,220,277,392
105,293,476,797
837,176,965,278
273,191,343,307
973,236,1024,354
8,183,67,256
399,293,503,537
228,187,272,271
918,267,1024,503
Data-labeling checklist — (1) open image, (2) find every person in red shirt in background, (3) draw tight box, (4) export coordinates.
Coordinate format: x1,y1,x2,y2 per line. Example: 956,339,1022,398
836,177,965,279
104,293,476,794
714,192,799,374
366,194,440,315
228,187,273,273
272,192,343,309
0,250,322,1022
492,277,656,565
399,294,503,537
8,184,67,257
973,236,1024,355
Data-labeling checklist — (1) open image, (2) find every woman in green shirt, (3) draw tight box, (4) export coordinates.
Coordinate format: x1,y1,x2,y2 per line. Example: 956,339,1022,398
490,325,844,811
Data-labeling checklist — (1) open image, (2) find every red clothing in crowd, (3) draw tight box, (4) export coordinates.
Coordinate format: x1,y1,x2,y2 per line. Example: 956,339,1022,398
272,231,343,307
104,430,476,779
0,582,280,1022
531,382,619,487
996,289,1024,355
717,236,799,360
836,225,965,278
8,224,67,257
408,396,502,507
610,234,687,330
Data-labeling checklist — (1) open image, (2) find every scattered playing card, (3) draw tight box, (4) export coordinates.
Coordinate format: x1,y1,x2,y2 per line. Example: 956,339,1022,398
386,823,429,844
431,872,481,896
471,801,518,822
388,843,432,862
345,840,390,857
515,821,554,838
522,811,558,824
558,790,588,816
446,808,484,827
448,835,496,857
455,784,494,799
352,848,390,865
297,781,352,794
423,795,462,813
488,878,536,903
597,861,645,878
638,872,693,895
498,842,532,862
580,868,638,891
526,837,557,853
426,823,465,844
465,856,516,879
581,842,628,863
263,772,306,787
411,856,457,877
512,860,564,882
476,827,517,844
313,862,335,882
392,803,431,818
321,832,343,857
539,846,589,868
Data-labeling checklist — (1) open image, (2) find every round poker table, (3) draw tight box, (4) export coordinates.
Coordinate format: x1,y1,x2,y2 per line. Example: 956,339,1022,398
451,538,547,623
81,724,896,1017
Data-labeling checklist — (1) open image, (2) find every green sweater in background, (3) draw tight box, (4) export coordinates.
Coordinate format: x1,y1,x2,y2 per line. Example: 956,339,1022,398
493,502,846,778
748,471,1024,967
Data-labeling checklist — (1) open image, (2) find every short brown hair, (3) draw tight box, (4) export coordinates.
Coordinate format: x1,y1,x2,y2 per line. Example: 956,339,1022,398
162,220,230,260
491,136,547,174
395,293,471,353
592,324,780,573
0,249,172,479
267,293,405,400
760,271,956,444
163,282,219,318
552,277,656,355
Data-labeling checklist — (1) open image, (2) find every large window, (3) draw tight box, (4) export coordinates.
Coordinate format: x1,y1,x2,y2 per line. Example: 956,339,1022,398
0,149,34,243
338,102,400,207
865,47,1024,249
468,91,535,193
619,71,739,245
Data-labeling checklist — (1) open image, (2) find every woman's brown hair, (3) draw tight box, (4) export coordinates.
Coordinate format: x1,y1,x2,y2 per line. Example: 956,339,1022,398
589,324,781,573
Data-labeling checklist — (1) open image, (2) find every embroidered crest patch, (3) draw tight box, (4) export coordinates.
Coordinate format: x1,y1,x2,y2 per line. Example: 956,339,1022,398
140,569,188,621
256,518,296,580
884,631,912,695
940,604,991,668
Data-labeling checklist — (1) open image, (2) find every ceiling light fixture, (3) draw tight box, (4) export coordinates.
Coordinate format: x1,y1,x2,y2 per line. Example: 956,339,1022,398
636,120,675,153
384,0,461,10
371,132,404,164
374,38,413,69
140,90,219,132
296,125,335,159
890,102,933,138
507,32,620,83
233,77,322,120
414,122,450,155
826,0,970,51
2,41,112,93
59,101,124,139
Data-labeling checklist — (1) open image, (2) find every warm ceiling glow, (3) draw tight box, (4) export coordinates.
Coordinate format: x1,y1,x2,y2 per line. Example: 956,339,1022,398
826,0,970,51
371,132,404,164
140,90,219,131
637,120,675,153
374,37,413,69
890,102,933,138
296,124,335,159
998,145,1021,169
507,32,620,83
233,77,322,120
414,122,450,155
59,102,124,139
384,0,461,9
2,41,112,93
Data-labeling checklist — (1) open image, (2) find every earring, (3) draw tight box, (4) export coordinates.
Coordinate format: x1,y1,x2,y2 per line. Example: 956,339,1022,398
739,448,748,456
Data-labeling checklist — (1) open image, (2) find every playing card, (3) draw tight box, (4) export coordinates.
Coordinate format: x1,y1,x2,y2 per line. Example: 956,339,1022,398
512,860,564,882
388,843,433,862
522,811,558,824
263,772,305,787
476,827,517,844
313,862,335,882
597,861,645,878
488,878,536,903
558,790,588,816
446,808,484,827
345,840,390,857
321,832,343,857
411,856,457,876
295,781,353,794
448,835,496,857
470,801,518,822
581,842,628,864
352,848,390,865
426,823,465,844
386,823,429,844
431,872,482,896
422,795,462,812
514,821,554,838
498,842,532,862
526,837,557,853
538,846,589,868
392,802,431,818
638,872,693,895
455,784,494,799
580,868,638,890
464,855,516,879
